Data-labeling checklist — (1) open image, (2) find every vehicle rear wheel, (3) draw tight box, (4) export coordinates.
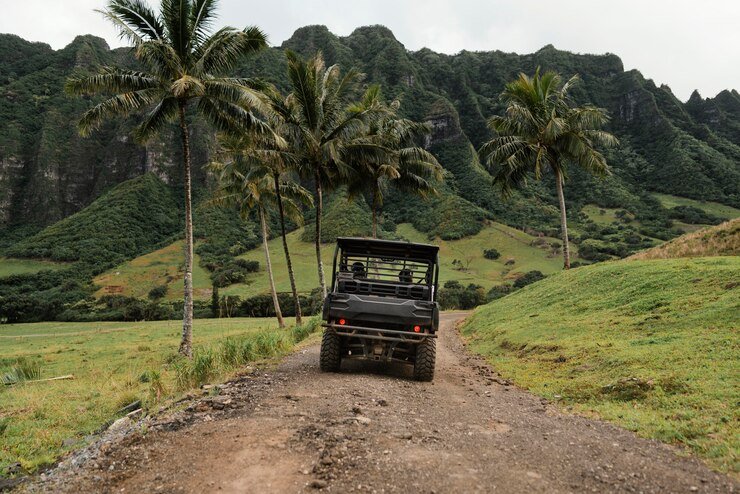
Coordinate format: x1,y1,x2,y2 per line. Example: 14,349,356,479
319,329,342,372
413,337,436,381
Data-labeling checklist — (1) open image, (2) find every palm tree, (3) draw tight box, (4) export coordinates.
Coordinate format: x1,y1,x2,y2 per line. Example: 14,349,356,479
66,0,268,356
269,51,384,299
479,69,618,269
209,136,310,328
225,99,313,325
349,88,444,237
263,105,313,326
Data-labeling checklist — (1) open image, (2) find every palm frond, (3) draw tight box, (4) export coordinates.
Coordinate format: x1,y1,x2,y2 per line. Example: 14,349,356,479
104,0,165,43
197,97,269,135
194,26,267,75
286,50,320,132
189,0,218,46
136,97,179,141
78,89,159,136
65,67,158,95
135,41,183,79
161,0,192,58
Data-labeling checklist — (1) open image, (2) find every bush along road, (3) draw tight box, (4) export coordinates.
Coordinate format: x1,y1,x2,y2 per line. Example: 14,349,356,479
20,313,736,493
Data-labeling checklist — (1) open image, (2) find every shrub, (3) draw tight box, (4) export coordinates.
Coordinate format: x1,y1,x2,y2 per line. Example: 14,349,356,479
232,290,322,318
438,280,487,310
487,284,514,300
668,205,722,225
147,284,168,300
483,248,501,260
513,270,546,289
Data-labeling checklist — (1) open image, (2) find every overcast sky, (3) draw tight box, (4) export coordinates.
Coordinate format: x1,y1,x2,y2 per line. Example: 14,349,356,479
1,0,737,101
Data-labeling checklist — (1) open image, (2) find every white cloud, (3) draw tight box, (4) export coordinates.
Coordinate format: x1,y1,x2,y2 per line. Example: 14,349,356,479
1,0,737,100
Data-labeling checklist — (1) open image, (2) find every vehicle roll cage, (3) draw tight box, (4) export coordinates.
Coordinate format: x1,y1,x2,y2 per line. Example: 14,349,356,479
330,237,440,301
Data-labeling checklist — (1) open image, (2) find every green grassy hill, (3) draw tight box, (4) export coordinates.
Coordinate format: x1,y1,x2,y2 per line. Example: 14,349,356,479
461,257,739,472
92,241,212,301
222,221,568,298
91,221,570,301
631,219,740,260
652,193,740,220
6,173,181,268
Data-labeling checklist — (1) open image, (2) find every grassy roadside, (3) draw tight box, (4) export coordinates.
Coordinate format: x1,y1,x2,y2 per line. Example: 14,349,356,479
0,317,319,475
460,257,739,473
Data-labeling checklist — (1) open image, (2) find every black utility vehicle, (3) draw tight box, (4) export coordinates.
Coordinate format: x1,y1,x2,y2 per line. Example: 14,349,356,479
320,237,440,381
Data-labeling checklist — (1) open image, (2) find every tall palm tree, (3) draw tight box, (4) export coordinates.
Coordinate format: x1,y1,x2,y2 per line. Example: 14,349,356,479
66,0,268,356
479,69,618,269
269,51,384,299
349,88,444,237
209,136,310,328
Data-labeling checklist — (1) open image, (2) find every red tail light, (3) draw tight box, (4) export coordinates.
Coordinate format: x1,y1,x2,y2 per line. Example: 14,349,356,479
413,325,421,332
338,318,347,325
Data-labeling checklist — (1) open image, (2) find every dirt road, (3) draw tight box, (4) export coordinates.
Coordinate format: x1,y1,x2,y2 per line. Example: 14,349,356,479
30,312,735,493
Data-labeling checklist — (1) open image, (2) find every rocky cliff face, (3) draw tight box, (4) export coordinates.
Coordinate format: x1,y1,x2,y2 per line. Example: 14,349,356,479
1,26,738,231
0,35,211,229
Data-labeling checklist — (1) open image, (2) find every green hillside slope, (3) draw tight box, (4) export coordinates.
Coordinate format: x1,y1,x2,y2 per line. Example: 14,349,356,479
631,219,739,260
220,222,567,298
6,173,180,267
461,257,739,472
0,174,182,322
92,241,212,301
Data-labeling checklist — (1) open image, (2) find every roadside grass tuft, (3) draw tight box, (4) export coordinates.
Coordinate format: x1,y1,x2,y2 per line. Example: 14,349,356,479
173,317,321,390
1,358,43,385
462,257,739,473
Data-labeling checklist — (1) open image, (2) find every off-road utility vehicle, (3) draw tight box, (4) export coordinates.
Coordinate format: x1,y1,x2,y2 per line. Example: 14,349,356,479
320,237,440,381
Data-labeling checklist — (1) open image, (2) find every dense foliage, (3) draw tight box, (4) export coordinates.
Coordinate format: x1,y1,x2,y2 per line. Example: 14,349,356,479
193,202,261,287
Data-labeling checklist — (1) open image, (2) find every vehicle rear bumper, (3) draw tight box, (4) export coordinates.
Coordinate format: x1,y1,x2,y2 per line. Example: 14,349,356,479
322,293,439,331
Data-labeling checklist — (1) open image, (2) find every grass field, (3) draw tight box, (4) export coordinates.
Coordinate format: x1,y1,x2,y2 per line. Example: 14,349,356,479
652,193,740,220
461,256,739,473
93,241,212,300
0,258,66,278
0,317,316,475
222,222,568,298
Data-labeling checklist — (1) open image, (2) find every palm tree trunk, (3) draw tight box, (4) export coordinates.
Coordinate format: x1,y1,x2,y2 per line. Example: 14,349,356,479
314,169,327,299
260,206,284,328
177,100,194,358
371,181,378,239
274,173,302,325
555,169,571,269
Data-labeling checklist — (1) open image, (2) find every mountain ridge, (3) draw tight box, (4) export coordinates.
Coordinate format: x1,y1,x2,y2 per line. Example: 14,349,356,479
0,25,738,232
